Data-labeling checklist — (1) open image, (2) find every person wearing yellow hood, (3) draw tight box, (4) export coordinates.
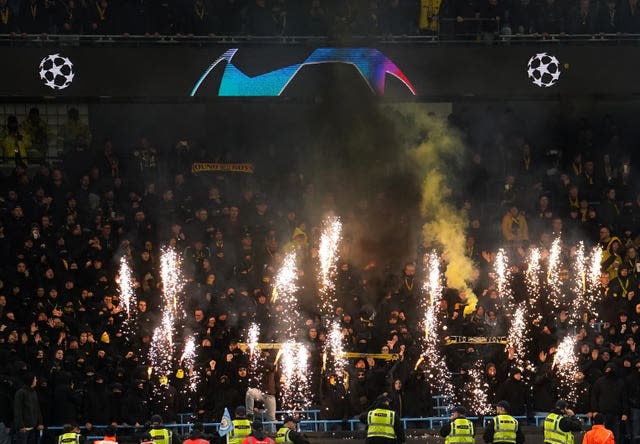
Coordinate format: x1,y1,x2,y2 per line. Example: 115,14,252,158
283,227,309,259
602,236,623,279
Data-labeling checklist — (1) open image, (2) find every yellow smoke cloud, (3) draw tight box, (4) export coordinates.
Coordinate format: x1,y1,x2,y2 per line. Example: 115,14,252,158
398,106,478,315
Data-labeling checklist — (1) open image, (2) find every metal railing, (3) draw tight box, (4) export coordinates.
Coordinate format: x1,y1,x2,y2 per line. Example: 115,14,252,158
2,32,640,46
46,414,593,440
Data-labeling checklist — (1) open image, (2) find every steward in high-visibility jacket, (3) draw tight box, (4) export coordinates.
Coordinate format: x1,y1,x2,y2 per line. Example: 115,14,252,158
360,395,405,444
275,416,309,444
58,425,81,444
148,415,172,444
229,407,252,444
439,406,475,444
544,400,583,444
483,401,525,444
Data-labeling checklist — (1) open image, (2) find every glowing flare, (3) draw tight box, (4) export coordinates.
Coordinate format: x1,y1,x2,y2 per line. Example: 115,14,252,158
494,248,513,309
507,306,528,370
247,323,261,385
118,256,135,318
525,247,542,310
180,337,198,392
420,252,454,402
318,216,342,316
552,335,580,404
423,252,443,306
160,247,184,318
468,365,491,415
327,321,347,378
547,237,563,309
149,311,174,395
279,341,310,411
588,245,603,290
570,242,588,325
273,252,300,338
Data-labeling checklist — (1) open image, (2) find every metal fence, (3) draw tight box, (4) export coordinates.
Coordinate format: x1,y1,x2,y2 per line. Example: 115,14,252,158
2,33,640,46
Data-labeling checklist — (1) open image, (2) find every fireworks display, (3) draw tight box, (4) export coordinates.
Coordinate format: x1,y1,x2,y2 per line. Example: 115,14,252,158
420,251,454,402
507,305,528,370
271,251,311,410
123,221,613,416
180,337,198,392
318,215,342,317
468,364,491,415
279,341,311,412
423,251,443,306
552,335,580,404
547,237,563,309
149,247,185,398
588,245,603,290
247,323,261,386
118,256,135,318
494,248,512,304
272,251,300,338
160,247,184,318
327,320,347,378
150,311,174,385
525,247,542,311
570,242,587,325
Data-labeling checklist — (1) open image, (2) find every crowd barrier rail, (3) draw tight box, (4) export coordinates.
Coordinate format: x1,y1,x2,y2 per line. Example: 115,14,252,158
45,410,592,438
2,33,640,45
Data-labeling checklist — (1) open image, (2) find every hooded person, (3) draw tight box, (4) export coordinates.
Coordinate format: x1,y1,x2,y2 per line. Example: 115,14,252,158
182,422,210,444
359,395,405,444
483,401,525,444
13,372,43,444
241,421,275,444
609,264,636,311
590,363,628,444
495,369,528,416
94,425,118,444
52,371,80,426
228,406,251,444
275,416,310,444
439,406,474,444
582,414,615,444
147,414,172,444
602,237,623,280
85,372,111,426
543,400,583,444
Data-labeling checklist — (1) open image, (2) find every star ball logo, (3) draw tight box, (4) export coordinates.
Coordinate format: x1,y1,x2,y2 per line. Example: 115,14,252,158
527,52,562,88
39,54,75,90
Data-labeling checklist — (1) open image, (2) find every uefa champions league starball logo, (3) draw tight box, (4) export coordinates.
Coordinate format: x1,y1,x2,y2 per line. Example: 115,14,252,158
527,52,561,88
39,54,75,90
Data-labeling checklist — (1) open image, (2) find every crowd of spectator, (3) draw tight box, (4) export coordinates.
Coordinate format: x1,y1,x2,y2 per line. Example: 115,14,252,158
1,103,640,444
1,0,640,38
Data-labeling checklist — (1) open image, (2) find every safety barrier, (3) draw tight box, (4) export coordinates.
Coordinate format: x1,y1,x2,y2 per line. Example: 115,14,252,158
47,411,593,439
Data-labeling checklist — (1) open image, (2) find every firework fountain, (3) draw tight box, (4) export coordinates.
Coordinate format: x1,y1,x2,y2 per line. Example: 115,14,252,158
118,256,135,318
552,335,580,404
494,248,514,309
272,251,310,411
468,364,491,415
547,238,563,310
148,247,184,395
525,247,542,312
180,336,198,392
327,320,347,378
317,215,342,318
420,251,454,403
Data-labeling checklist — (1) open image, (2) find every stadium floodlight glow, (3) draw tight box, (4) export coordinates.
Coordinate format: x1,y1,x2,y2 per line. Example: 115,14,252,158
191,48,417,97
